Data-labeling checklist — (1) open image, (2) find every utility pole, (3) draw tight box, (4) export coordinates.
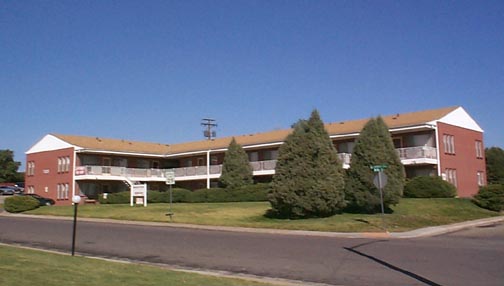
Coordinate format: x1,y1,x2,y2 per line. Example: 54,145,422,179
201,118,217,140
201,118,217,189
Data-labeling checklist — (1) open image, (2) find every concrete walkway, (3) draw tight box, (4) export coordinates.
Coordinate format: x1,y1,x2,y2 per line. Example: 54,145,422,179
2,211,503,239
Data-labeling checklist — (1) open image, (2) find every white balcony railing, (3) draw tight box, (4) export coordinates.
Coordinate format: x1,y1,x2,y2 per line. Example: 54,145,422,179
396,146,437,160
75,147,437,180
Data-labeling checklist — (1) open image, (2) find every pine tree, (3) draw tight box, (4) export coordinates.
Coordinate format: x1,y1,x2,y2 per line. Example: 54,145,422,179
268,110,346,218
219,138,253,189
345,117,405,213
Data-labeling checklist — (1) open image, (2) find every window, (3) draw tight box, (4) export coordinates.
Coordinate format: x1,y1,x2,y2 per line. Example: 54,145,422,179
248,152,259,162
57,184,62,200
58,158,62,172
443,134,455,155
151,161,160,169
65,157,70,172
64,183,69,199
210,156,219,165
477,171,485,186
27,162,35,176
445,168,457,187
27,186,35,194
197,157,205,166
475,141,484,159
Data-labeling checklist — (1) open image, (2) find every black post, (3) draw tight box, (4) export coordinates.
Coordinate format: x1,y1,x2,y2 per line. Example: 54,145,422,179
71,202,78,256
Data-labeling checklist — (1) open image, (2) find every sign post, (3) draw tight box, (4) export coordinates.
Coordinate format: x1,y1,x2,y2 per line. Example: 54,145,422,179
165,170,175,220
371,164,388,232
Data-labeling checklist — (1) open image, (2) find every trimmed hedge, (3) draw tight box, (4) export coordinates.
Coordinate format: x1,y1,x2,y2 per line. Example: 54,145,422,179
4,196,40,213
473,184,504,212
403,176,457,198
97,184,269,204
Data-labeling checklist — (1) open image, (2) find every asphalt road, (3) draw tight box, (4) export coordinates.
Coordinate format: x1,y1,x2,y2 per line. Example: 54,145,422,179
0,216,503,286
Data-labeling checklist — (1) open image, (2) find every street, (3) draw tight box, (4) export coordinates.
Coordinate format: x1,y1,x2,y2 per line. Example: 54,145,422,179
0,216,503,286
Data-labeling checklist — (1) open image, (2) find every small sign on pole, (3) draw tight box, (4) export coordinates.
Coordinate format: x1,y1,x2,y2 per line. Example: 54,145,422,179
164,170,175,220
165,170,175,185
370,164,388,232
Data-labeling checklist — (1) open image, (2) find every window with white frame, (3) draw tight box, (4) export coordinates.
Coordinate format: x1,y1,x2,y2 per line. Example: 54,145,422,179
443,134,455,155
57,184,61,200
64,183,69,199
477,171,485,186
65,157,70,172
27,162,35,176
58,158,62,173
475,141,483,159
445,168,457,187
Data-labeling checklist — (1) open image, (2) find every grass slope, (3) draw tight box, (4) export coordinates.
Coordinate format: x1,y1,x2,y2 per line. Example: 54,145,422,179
0,245,272,286
25,198,499,232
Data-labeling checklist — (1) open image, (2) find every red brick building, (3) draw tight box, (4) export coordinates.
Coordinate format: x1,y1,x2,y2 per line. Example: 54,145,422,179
25,106,486,205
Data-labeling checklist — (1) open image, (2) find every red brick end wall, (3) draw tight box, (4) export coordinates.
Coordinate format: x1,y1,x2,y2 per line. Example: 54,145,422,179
437,122,486,197
25,148,75,206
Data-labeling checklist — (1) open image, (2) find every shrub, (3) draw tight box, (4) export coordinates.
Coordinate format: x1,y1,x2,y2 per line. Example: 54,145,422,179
98,191,130,204
403,176,457,198
345,116,405,213
473,184,504,211
4,196,40,213
269,110,346,218
190,183,270,203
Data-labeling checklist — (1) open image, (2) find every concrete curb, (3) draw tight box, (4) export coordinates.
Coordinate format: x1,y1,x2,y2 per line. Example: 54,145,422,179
2,211,503,239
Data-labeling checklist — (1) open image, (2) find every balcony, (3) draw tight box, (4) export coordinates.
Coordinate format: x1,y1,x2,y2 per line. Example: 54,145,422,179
74,147,437,182
396,146,437,165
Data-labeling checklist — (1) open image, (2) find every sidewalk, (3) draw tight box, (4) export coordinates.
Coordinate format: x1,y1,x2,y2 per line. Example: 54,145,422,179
2,211,503,239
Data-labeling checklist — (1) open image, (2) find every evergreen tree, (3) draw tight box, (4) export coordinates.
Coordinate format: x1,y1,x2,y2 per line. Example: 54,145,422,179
0,150,21,183
486,147,504,184
268,110,346,218
219,138,253,189
345,117,405,213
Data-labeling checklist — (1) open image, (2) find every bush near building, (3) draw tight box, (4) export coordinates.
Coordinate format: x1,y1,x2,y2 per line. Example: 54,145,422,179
403,176,457,198
219,138,254,189
268,110,346,218
4,196,40,213
473,184,504,212
345,116,405,213
97,184,269,204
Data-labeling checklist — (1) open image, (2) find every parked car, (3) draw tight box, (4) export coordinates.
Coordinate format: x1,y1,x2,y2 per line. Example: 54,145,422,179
23,194,55,206
0,187,15,195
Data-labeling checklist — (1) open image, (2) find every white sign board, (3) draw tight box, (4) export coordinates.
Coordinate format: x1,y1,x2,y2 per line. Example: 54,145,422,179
165,170,175,185
130,184,147,207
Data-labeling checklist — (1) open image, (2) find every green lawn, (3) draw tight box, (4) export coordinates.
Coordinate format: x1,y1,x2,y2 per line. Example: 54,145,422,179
0,244,273,286
24,198,500,232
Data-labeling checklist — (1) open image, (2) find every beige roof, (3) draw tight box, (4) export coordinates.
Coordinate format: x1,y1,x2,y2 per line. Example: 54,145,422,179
54,106,458,156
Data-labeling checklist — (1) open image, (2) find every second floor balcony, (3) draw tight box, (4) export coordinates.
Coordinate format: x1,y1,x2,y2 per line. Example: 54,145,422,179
75,146,438,181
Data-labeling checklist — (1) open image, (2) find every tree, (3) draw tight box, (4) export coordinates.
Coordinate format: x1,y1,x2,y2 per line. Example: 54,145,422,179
345,117,405,213
0,149,21,183
486,147,504,184
268,110,346,218
219,138,253,189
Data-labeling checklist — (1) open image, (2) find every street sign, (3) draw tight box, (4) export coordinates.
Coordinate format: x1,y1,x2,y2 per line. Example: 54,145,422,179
371,164,388,172
373,172,388,189
165,170,175,185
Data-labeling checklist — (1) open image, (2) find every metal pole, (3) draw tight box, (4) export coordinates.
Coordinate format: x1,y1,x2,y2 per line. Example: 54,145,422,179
378,171,387,232
169,184,173,214
71,202,78,256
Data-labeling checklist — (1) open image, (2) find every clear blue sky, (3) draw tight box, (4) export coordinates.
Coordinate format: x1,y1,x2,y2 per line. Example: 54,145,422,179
2,0,503,170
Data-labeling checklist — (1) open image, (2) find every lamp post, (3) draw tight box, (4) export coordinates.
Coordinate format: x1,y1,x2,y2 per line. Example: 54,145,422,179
71,195,81,256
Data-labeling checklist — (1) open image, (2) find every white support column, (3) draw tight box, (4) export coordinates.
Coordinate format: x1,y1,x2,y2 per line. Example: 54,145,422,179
72,149,77,197
206,150,211,189
434,124,442,176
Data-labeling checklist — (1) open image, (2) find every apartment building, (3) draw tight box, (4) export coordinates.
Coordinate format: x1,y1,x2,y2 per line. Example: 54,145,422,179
25,106,486,205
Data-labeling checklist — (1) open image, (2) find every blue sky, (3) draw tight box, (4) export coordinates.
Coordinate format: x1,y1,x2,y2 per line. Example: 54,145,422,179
2,0,503,170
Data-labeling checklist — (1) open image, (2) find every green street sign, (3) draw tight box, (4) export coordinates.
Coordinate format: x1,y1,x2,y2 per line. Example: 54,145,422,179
371,164,388,172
